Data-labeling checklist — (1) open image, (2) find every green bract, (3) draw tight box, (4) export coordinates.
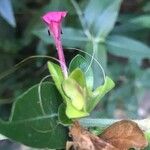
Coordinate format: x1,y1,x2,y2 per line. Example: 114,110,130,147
47,55,115,120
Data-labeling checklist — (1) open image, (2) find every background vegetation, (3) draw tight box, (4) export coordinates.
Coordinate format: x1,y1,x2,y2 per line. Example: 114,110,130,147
0,0,150,149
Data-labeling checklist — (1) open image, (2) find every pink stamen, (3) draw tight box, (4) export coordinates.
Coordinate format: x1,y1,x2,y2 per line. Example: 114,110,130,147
42,11,68,78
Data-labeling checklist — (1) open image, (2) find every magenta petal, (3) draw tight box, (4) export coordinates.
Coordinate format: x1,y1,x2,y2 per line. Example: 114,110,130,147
42,11,68,78
42,11,67,24
42,11,67,39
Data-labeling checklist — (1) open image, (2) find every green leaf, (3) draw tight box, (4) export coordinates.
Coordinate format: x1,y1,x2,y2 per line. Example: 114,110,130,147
0,0,16,27
84,0,107,28
88,76,115,112
58,103,73,125
143,1,150,12
62,78,85,111
94,0,122,38
129,15,150,29
47,61,64,94
106,35,150,63
69,54,93,90
0,82,67,149
33,28,88,48
84,0,122,38
46,0,75,15
114,15,150,32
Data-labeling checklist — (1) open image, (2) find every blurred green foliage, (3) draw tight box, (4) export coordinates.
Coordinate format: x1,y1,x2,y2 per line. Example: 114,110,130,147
0,0,150,149
0,0,150,121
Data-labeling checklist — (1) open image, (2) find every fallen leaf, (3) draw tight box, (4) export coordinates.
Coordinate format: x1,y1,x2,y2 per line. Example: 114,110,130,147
68,120,148,150
99,120,148,150
68,122,118,150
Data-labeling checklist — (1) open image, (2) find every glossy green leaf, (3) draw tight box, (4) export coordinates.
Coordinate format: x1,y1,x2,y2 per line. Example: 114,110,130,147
87,76,115,112
106,35,150,63
0,0,16,27
69,54,93,90
33,28,88,48
62,78,85,111
0,82,67,149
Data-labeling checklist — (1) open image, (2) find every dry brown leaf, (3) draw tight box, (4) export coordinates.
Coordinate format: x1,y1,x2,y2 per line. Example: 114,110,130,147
68,122,118,150
68,120,148,150
99,120,148,150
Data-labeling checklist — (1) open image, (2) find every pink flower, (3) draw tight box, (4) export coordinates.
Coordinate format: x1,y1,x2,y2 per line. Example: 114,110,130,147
42,11,68,78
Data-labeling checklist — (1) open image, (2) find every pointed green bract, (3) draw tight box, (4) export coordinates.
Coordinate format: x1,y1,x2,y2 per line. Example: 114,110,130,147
48,62,89,119
47,59,115,120
47,61,64,93
62,78,85,111
47,61,68,102
66,100,89,119
87,76,115,112
62,76,89,118
69,68,86,88
94,76,115,97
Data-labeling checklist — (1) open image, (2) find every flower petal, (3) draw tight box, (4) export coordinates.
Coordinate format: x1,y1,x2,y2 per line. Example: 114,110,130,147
42,11,67,24
42,11,68,78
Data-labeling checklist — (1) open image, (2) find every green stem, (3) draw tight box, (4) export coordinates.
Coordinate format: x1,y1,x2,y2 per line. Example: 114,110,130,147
92,40,106,81
71,0,92,40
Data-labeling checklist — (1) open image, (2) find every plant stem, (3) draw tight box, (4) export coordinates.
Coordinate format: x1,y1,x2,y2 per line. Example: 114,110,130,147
71,0,92,40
